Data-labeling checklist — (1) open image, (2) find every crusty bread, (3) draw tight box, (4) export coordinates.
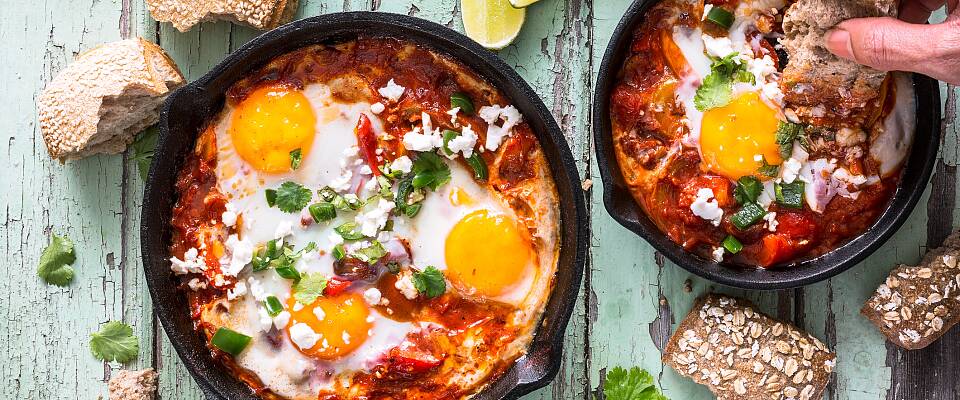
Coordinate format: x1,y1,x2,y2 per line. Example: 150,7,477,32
663,294,835,400
862,231,960,350
780,0,897,125
37,38,184,161
108,369,158,400
146,0,300,32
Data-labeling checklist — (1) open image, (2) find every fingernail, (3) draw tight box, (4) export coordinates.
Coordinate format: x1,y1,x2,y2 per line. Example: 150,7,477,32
825,28,854,60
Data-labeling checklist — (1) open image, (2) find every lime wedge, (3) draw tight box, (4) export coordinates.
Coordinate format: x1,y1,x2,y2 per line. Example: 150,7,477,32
461,0,526,50
509,0,540,7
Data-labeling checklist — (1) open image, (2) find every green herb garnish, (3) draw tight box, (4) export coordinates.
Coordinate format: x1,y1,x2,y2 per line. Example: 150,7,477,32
733,176,761,205
411,152,451,191
289,148,302,170
90,321,139,363
37,234,76,286
332,243,346,261
292,273,327,305
775,121,806,158
412,266,446,298
450,92,475,114
705,6,735,29
131,126,159,182
272,182,312,213
602,366,669,400
694,53,753,111
442,130,459,156
466,153,489,181
334,222,365,240
355,241,388,265
758,157,780,178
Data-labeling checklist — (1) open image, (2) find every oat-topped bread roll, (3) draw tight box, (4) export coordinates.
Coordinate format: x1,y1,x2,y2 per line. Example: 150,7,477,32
146,0,299,32
664,294,836,400
780,0,898,125
37,38,184,161
862,231,960,350
108,369,158,400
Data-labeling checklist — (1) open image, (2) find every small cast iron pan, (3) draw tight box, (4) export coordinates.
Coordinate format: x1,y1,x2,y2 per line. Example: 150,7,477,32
593,0,941,290
141,12,587,400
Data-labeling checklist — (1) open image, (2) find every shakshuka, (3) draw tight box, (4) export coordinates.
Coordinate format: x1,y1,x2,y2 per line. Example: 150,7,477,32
168,38,560,399
609,0,916,267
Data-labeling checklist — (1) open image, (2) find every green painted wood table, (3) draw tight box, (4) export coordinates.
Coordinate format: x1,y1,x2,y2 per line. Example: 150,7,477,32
2,1,958,398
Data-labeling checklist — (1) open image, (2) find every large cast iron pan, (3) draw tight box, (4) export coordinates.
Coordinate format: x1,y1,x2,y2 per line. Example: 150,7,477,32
593,0,941,289
141,12,587,400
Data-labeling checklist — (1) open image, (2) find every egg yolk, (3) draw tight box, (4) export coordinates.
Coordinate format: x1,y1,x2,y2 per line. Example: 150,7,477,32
445,210,534,298
285,293,371,359
699,92,782,180
229,86,316,173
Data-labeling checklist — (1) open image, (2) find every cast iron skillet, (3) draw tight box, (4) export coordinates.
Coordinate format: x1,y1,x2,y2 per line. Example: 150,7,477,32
594,0,941,290
141,12,587,400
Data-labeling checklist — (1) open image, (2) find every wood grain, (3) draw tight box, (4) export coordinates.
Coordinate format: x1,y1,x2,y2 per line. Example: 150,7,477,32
2,0,959,399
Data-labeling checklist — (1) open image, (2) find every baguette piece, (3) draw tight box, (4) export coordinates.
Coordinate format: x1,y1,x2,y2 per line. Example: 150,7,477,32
862,231,960,350
663,294,836,400
108,369,158,400
146,0,300,32
37,39,184,161
780,0,897,126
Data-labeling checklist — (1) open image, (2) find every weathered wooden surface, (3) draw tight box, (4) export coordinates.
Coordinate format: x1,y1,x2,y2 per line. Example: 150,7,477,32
1,0,958,398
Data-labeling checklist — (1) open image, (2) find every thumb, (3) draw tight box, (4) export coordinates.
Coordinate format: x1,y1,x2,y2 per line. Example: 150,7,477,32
825,17,960,84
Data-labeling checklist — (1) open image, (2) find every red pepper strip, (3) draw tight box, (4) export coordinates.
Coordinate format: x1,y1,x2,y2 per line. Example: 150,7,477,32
323,277,352,296
386,346,444,375
354,113,382,176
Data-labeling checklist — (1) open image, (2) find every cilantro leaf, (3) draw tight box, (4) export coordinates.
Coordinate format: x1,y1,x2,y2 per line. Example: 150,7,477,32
757,157,780,178
290,148,302,170
411,153,451,191
131,126,159,182
90,321,139,363
412,266,446,298
354,241,388,265
37,234,76,286
293,273,327,305
694,53,752,111
273,182,312,213
775,121,806,158
603,367,668,400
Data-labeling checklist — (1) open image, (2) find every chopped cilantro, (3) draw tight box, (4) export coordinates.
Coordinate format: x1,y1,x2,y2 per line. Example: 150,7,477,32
354,241,388,265
733,176,761,205
293,273,327,305
334,222,365,240
37,234,76,286
694,53,752,111
289,148,302,170
757,157,780,178
775,121,806,158
412,266,446,298
131,126,159,182
89,321,139,363
411,152,451,191
602,367,669,400
272,182,312,213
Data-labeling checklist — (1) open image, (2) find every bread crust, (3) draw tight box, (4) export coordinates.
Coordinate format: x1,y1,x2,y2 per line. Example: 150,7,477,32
108,369,158,400
862,231,960,350
37,38,185,161
780,0,898,126
145,0,299,32
663,294,835,400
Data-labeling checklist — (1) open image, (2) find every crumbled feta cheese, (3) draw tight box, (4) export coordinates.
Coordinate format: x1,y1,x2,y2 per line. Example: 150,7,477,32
764,212,779,232
421,112,433,135
394,271,419,300
402,127,441,151
170,247,205,275
359,165,373,176
702,4,714,20
390,156,413,174
292,302,305,312
377,79,405,103
757,180,776,209
257,308,274,331
478,105,523,151
357,198,396,237
289,323,321,350
446,107,461,125
247,276,267,301
187,278,207,291
328,232,345,246
702,34,736,58
363,288,383,306
221,235,253,277
313,306,326,321
273,311,291,330
446,125,479,158
330,169,353,193
361,177,379,196
274,221,294,240
833,168,868,187
781,157,803,184
690,188,723,226
221,203,238,227
754,154,764,162
712,246,725,262
227,281,247,300
370,102,385,114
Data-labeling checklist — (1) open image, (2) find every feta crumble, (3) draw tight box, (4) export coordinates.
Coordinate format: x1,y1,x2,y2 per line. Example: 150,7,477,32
446,125,479,158
221,202,238,227
187,278,207,291
289,323,321,350
478,105,522,151
273,311,291,330
390,156,413,174
370,102,385,114
357,198,396,237
446,107,461,125
313,306,326,321
363,288,383,306
402,127,441,152
712,246,725,262
221,235,253,277
764,212,779,232
227,281,247,300
690,188,723,226
170,247,205,275
394,271,419,300
377,79,406,103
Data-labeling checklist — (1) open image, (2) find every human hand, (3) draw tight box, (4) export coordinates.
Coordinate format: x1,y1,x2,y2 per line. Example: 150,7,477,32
824,0,960,84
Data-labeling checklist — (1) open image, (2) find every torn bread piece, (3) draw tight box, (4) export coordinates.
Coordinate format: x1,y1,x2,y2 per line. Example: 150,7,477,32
37,38,184,161
146,0,300,32
108,368,158,400
664,294,836,400
862,231,960,350
780,0,898,126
